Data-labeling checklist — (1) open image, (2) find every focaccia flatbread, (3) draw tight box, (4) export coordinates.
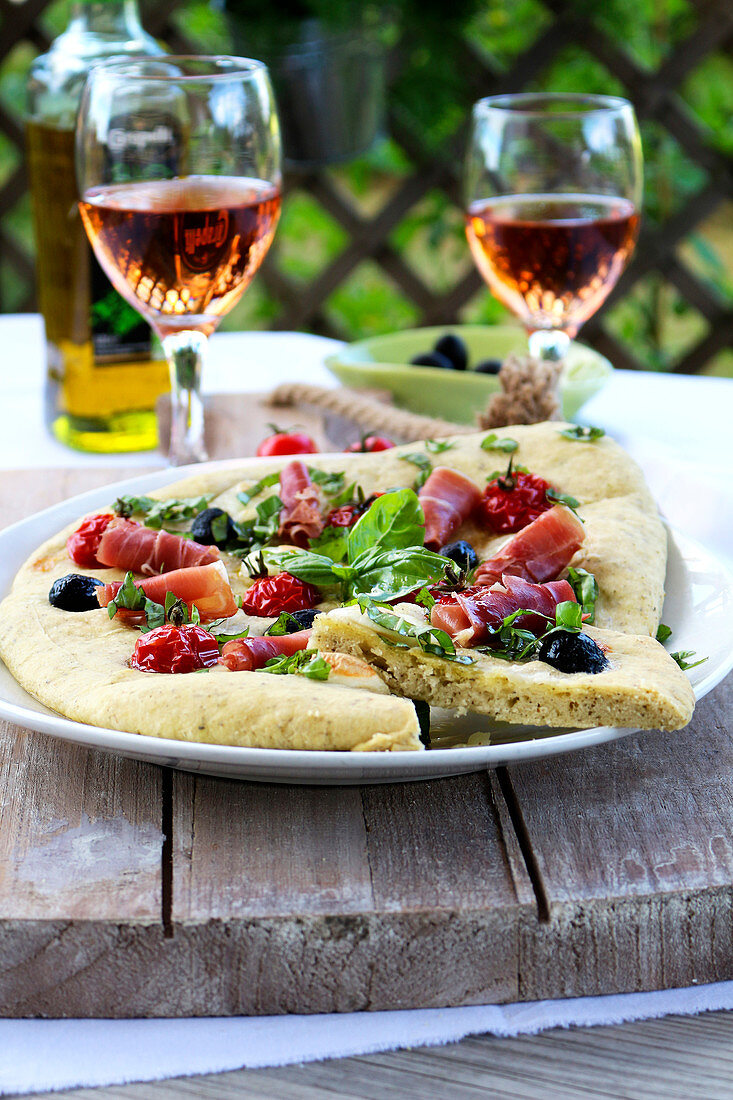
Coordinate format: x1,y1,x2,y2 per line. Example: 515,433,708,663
0,424,687,749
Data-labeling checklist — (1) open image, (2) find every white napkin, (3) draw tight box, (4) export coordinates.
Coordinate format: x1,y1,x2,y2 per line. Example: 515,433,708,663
3,980,733,1096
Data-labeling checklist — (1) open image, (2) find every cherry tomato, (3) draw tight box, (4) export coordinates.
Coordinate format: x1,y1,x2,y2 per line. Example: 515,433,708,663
131,624,220,674
325,491,385,529
477,467,552,534
242,572,320,617
66,513,113,568
345,435,395,453
256,430,318,457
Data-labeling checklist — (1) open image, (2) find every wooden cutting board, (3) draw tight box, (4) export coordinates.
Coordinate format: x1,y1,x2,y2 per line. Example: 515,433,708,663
1,464,732,1018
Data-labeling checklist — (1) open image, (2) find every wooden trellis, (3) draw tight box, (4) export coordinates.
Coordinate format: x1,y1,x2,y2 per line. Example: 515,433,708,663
1,0,732,372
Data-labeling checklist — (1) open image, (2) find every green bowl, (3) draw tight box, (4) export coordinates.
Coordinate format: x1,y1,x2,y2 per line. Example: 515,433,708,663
324,324,612,425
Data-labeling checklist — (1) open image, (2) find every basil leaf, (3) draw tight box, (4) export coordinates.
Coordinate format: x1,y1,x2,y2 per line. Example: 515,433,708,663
308,468,346,496
211,627,249,644
210,512,230,544
108,571,167,633
114,494,211,529
266,612,303,637
355,596,474,665
347,488,425,562
671,650,708,671
425,439,456,454
237,473,280,506
547,487,581,513
350,546,451,601
559,425,605,442
554,600,583,632
567,567,599,623
481,433,518,453
399,453,432,491
328,481,361,508
309,525,349,563
415,586,436,610
656,623,672,644
262,650,331,681
266,548,346,589
254,495,283,541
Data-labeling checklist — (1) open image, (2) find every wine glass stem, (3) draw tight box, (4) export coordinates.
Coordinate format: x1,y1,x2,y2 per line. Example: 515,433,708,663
528,329,571,362
162,330,209,466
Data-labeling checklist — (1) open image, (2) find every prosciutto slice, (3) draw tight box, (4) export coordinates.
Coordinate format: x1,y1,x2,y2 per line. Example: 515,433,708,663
419,467,483,551
96,517,219,576
278,461,324,547
474,505,585,587
431,574,576,648
98,561,237,623
219,629,312,671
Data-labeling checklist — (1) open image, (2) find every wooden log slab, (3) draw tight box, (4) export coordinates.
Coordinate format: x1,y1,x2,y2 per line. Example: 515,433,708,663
0,463,731,1017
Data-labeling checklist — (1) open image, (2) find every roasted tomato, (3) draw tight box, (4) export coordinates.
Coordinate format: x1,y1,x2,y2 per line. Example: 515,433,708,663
131,624,220,674
345,435,395,453
325,491,385,528
256,429,318,457
66,513,113,568
242,572,320,617
477,462,552,534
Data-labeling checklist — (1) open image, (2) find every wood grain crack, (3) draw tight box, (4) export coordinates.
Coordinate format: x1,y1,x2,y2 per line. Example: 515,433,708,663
496,767,550,923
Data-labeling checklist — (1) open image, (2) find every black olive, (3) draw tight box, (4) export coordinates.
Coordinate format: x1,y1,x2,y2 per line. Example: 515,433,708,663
48,573,103,612
474,358,503,375
439,539,478,572
191,507,236,547
433,333,468,371
538,631,609,675
412,699,431,746
286,609,320,631
409,351,455,370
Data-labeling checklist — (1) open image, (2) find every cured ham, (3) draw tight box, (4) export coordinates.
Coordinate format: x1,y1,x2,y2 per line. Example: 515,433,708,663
278,461,324,547
430,574,576,648
96,517,219,576
419,467,483,551
474,505,585,587
98,561,238,623
219,629,312,671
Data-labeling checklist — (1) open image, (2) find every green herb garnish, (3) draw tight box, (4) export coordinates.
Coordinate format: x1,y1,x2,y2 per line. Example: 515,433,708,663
425,439,456,454
107,574,203,633
266,611,304,637
671,650,708,671
567,567,599,623
308,525,350,563
308,468,346,496
237,473,280,506
547,487,581,513
400,453,432,491
113,494,211,529
355,596,474,665
481,433,518,454
656,623,672,644
559,425,605,442
266,489,454,602
261,650,331,680
253,495,283,540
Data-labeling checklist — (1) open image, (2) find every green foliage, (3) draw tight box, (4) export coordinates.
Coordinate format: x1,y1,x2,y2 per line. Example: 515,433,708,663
1,0,730,375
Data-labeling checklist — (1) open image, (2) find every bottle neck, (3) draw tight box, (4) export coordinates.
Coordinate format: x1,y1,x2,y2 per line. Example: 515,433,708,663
67,0,145,38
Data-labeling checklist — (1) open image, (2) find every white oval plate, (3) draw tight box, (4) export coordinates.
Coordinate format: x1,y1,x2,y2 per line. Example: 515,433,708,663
0,464,731,785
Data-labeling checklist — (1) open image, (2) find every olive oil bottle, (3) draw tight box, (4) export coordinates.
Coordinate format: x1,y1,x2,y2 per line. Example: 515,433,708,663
26,0,170,452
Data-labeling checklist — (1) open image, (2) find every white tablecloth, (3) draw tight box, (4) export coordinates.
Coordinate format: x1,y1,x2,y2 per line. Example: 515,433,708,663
1,315,733,1096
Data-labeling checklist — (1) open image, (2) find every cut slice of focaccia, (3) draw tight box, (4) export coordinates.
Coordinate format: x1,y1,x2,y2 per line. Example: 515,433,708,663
311,604,695,733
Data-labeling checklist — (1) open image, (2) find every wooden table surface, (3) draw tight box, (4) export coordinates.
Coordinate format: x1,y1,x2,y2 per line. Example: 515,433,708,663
2,460,733,1095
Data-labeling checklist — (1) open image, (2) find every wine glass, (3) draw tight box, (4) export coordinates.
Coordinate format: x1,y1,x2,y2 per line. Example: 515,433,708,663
76,56,282,465
464,93,642,363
